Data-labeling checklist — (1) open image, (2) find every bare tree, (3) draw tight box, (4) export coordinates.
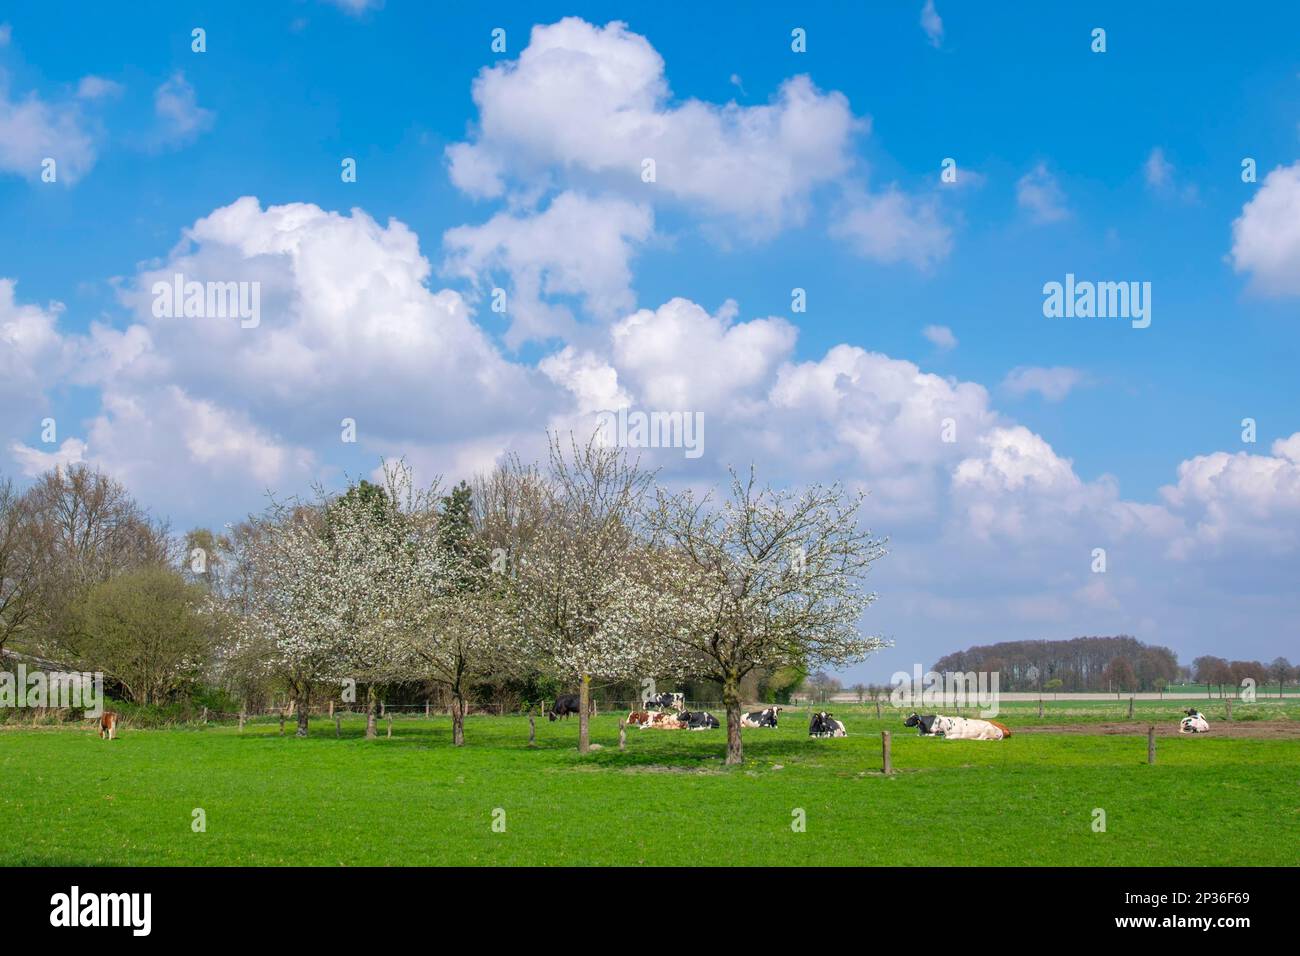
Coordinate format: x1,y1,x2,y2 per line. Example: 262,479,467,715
648,468,888,764
0,476,40,657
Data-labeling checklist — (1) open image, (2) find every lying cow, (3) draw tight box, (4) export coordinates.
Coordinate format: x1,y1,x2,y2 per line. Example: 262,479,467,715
643,692,685,711
809,711,847,737
625,710,653,728
642,712,685,730
936,715,1011,740
548,694,582,721
98,711,120,740
679,710,720,730
1180,708,1209,734
904,712,940,736
741,706,781,728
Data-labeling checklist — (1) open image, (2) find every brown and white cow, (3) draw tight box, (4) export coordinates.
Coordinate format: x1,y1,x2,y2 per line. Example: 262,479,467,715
644,711,685,729
98,711,120,740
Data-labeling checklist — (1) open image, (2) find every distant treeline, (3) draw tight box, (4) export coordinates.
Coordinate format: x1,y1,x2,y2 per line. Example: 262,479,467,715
931,635,1295,694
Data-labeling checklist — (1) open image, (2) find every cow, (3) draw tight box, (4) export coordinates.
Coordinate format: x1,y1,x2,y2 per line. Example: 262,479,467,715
1180,708,1209,734
919,713,1010,740
643,712,685,729
741,706,781,728
643,692,685,711
98,711,120,740
808,711,847,737
904,712,941,735
679,710,720,730
625,710,653,728
547,694,582,722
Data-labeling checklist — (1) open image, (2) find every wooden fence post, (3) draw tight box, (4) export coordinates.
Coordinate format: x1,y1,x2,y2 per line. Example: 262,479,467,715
1147,726,1156,765
1225,697,1232,720
425,701,431,719
329,700,334,718
386,714,393,738
279,711,285,736
875,700,881,719
335,714,341,737
1038,697,1044,718
380,701,386,718
528,709,537,747
618,719,627,752
239,711,246,733
201,706,208,725
882,730,893,775
1128,697,1134,719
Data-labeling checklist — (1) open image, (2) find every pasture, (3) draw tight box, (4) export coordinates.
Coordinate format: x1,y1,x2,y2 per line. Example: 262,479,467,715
2,700,1297,866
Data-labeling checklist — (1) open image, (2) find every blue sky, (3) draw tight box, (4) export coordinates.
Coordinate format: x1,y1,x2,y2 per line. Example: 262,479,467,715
2,1,1298,680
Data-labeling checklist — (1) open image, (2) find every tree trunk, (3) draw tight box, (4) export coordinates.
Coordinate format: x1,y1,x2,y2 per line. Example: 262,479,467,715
723,677,743,765
578,673,591,753
452,691,465,746
365,684,377,740
294,684,310,737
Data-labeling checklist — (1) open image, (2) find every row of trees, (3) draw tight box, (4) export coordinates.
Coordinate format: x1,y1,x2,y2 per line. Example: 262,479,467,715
2,436,890,765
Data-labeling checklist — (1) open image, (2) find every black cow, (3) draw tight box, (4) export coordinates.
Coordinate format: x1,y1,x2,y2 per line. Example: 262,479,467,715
741,706,781,728
903,712,940,736
809,711,847,737
643,691,685,710
679,710,720,730
547,694,582,722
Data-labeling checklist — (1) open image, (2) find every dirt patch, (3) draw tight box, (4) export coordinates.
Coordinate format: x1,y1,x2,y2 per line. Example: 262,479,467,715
1018,720,1299,739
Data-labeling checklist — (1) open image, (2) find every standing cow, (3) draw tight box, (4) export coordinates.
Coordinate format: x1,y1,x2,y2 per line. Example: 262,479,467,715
547,694,582,721
643,692,685,711
98,711,120,740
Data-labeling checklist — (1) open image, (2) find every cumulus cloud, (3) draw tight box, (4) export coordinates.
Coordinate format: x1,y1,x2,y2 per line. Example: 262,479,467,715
442,192,653,346
922,324,957,349
1230,161,1300,295
1001,365,1087,402
1160,434,1300,557
152,72,214,147
1016,163,1069,223
920,1,944,47
76,76,123,101
0,71,98,183
831,187,953,268
446,17,860,231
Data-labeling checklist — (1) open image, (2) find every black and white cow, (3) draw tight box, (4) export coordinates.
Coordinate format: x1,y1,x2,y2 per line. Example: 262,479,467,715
678,710,720,730
1180,708,1209,734
808,711,847,737
547,694,582,722
741,706,781,728
644,691,685,710
903,712,940,736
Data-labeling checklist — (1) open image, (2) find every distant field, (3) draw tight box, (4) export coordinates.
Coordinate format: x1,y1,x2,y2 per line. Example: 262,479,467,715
2,701,1297,867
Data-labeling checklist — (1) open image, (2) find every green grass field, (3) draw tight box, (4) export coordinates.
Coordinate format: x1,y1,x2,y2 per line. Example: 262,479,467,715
2,701,1297,866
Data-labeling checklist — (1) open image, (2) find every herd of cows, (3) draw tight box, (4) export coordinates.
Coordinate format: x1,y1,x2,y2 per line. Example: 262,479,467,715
543,694,1215,740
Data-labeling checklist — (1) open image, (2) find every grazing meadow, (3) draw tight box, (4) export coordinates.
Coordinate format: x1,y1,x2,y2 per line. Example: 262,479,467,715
3,699,1297,866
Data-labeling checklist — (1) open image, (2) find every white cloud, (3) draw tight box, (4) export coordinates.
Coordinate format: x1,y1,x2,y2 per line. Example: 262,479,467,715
152,72,214,147
76,76,124,101
922,324,957,349
1001,365,1087,402
0,71,98,183
1160,434,1300,557
322,0,383,15
831,186,952,268
1016,163,1068,223
9,438,86,477
920,1,944,48
447,17,860,231
442,192,653,346
1144,147,1173,190
1230,161,1300,295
